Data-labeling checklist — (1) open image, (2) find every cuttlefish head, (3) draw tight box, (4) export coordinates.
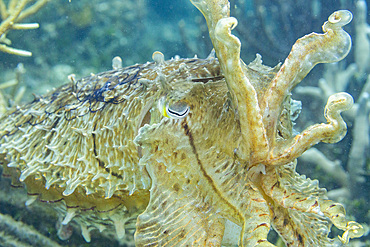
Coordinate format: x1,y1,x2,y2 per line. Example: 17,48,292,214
134,55,248,170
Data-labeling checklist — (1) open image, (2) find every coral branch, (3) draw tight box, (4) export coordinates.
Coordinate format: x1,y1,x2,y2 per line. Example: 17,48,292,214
354,0,370,76
0,43,31,56
0,0,7,19
0,0,49,56
0,213,62,247
347,75,370,189
299,148,349,187
0,0,29,35
17,0,48,21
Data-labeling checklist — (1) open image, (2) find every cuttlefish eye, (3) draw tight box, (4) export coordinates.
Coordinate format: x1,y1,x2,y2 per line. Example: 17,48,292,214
158,97,190,119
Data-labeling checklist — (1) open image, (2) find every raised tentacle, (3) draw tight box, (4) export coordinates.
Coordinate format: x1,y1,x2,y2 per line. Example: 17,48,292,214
261,10,353,144
268,92,353,166
190,0,270,163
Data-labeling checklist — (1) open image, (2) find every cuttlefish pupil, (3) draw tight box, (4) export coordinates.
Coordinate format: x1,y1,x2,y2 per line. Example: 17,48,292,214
159,97,190,119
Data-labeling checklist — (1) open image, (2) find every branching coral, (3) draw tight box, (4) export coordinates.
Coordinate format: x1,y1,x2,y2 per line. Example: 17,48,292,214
0,63,26,114
0,213,62,247
0,0,49,56
354,0,370,77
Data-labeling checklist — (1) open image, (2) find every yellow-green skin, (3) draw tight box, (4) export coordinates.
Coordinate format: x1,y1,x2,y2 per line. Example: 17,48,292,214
0,0,365,246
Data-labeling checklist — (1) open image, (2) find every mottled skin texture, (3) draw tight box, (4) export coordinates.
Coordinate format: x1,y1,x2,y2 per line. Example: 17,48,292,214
0,0,365,246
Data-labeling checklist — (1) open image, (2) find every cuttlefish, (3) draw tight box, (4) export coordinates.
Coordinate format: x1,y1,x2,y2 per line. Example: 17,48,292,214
0,0,364,246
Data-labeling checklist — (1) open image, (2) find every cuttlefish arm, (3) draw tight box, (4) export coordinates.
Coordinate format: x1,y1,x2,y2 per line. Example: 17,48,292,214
191,0,269,164
262,10,355,165
191,0,355,171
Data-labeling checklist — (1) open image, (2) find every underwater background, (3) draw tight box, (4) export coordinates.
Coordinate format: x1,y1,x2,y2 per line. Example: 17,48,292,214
0,0,369,246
